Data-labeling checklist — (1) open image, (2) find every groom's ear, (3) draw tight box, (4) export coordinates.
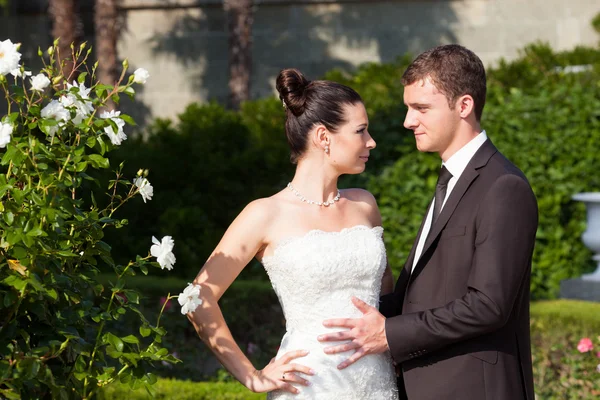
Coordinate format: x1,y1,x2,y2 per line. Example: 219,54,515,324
457,94,475,120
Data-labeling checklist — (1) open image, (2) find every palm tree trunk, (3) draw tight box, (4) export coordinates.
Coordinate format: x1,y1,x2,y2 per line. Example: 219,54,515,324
95,0,118,85
48,0,82,82
95,0,119,110
224,0,253,110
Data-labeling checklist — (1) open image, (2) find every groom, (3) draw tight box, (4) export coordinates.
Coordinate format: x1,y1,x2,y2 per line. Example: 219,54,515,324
318,44,538,400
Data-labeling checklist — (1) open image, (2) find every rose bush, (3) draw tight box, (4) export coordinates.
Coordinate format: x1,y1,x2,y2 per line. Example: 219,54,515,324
0,39,178,399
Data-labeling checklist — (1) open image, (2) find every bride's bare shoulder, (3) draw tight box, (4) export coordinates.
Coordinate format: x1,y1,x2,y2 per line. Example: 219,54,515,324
238,191,287,223
341,188,378,207
341,188,381,225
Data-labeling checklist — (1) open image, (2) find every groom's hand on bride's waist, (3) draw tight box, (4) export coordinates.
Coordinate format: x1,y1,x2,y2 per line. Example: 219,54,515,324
317,296,389,369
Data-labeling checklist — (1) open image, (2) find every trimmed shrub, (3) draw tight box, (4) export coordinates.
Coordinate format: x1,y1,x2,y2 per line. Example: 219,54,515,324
110,42,600,299
100,298,600,399
98,379,265,399
531,300,600,399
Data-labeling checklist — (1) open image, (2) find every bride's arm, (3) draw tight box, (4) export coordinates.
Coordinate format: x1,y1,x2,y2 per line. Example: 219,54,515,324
358,189,394,295
186,199,313,394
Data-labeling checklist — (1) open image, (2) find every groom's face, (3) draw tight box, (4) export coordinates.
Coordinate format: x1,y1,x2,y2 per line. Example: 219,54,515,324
403,77,460,159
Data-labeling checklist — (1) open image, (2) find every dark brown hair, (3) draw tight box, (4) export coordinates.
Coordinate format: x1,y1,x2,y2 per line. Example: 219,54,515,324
401,44,487,121
276,68,363,163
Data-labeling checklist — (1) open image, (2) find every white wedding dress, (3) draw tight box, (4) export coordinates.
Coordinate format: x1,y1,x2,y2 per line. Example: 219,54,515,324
261,225,398,400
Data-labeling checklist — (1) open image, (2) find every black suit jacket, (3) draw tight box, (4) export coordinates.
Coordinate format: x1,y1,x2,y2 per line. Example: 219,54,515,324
380,140,538,400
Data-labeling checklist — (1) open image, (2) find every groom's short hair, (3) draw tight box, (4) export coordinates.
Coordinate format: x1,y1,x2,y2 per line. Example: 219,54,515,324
402,44,486,121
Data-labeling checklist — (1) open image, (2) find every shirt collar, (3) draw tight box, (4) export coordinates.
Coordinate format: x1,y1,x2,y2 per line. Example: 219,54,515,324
443,131,488,179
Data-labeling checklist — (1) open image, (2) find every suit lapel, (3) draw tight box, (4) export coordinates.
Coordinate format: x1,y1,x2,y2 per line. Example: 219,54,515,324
407,140,499,283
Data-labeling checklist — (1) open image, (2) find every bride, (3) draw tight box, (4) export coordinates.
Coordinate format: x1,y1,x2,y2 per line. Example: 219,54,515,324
185,68,398,399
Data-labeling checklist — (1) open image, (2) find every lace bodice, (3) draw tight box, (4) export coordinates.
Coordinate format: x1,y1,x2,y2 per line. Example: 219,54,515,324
261,225,398,400
262,225,387,334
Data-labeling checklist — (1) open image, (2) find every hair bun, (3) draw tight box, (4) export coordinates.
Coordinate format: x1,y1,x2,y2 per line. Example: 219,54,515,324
276,68,310,117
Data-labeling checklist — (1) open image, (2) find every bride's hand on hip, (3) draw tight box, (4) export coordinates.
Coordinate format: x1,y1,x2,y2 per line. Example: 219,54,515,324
250,349,314,394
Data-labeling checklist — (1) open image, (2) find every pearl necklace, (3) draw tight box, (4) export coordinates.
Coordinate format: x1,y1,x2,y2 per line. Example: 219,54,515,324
287,182,341,207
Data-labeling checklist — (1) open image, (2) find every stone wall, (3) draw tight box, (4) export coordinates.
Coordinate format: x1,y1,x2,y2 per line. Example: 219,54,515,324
2,0,599,125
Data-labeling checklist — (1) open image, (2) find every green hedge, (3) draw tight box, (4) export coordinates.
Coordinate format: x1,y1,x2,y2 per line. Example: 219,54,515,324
105,41,600,299
105,100,291,282
98,380,265,399
531,300,600,399
98,299,600,399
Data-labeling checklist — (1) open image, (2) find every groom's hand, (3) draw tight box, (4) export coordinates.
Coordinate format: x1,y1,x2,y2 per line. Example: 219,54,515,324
317,297,388,369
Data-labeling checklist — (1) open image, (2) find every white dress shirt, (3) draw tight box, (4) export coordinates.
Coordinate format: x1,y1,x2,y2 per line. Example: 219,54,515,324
411,131,488,272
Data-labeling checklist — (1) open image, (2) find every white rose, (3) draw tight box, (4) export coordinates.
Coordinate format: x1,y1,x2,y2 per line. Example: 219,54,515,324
0,122,13,148
0,39,22,76
178,283,202,315
133,68,150,84
30,73,50,91
100,110,127,145
150,236,176,271
134,176,154,203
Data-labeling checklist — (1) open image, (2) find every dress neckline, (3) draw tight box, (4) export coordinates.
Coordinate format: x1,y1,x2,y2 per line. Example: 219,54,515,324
260,224,383,266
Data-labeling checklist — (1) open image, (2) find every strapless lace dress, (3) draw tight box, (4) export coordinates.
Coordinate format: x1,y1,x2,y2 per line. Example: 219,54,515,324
261,225,398,400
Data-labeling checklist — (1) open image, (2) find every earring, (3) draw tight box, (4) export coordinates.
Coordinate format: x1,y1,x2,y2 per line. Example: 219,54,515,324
325,145,329,154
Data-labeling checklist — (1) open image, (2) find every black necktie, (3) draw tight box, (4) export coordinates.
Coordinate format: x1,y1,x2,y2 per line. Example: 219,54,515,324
432,166,453,224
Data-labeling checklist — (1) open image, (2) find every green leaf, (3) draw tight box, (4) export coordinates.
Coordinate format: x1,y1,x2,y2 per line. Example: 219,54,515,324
3,211,14,225
0,183,13,197
121,335,140,344
139,326,152,337
1,145,17,166
10,147,27,167
86,135,96,148
97,135,108,155
88,154,110,169
124,290,139,304
144,372,157,385
122,352,139,367
7,112,19,123
106,345,123,359
0,388,21,399
155,348,168,357
46,288,58,300
120,114,136,126
57,250,77,257
26,227,46,237
31,191,44,206
3,275,27,291
76,161,87,172
77,72,88,84
16,358,41,380
106,332,124,352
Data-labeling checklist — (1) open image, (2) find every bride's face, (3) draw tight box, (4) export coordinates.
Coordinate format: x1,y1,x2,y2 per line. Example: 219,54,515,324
328,102,375,174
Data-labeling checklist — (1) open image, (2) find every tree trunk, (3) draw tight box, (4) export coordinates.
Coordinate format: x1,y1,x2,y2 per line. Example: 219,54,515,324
48,0,82,82
95,0,119,110
95,0,119,86
224,0,253,110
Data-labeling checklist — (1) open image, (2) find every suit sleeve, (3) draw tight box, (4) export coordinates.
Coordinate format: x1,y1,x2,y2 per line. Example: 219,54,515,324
385,174,538,363
379,292,399,318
